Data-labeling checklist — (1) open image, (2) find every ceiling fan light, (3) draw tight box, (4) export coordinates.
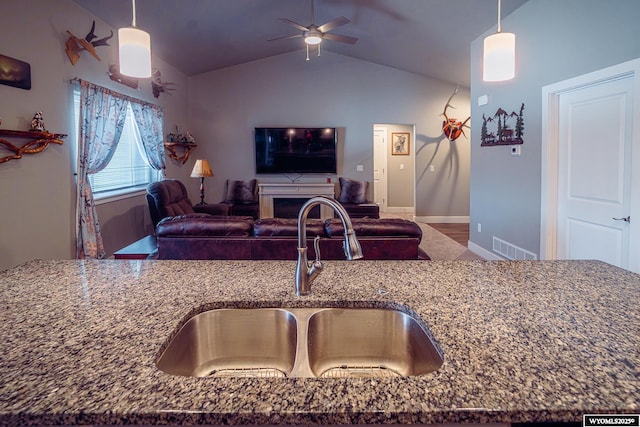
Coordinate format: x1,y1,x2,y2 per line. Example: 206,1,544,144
483,31,515,82
304,34,322,45
118,26,152,78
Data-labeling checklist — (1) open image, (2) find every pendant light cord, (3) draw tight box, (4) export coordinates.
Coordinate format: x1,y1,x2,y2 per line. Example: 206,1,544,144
131,0,137,27
497,0,502,33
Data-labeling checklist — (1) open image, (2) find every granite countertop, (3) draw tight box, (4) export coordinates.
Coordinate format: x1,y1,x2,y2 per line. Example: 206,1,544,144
0,259,638,426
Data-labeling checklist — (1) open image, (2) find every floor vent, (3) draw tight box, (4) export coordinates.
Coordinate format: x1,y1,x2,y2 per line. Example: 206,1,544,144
493,237,537,260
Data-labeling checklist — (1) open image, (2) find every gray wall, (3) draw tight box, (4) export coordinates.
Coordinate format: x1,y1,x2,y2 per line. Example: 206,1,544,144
469,0,640,257
187,50,471,219
0,0,189,271
376,124,415,209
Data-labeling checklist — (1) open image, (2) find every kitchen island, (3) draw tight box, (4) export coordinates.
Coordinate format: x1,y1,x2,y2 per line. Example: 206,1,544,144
0,259,638,426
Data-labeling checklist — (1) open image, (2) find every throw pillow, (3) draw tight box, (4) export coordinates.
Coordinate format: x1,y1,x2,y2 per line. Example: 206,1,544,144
224,179,258,204
337,178,368,204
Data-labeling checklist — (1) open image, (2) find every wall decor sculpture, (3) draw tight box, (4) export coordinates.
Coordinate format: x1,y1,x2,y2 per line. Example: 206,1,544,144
151,68,176,98
0,129,66,164
65,20,113,65
164,126,197,164
0,54,31,90
481,103,525,146
441,86,470,141
108,64,139,89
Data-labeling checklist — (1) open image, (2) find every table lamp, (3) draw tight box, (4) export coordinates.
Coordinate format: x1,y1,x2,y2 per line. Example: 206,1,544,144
190,159,213,205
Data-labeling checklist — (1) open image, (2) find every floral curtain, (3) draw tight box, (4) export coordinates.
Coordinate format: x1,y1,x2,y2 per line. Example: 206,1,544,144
76,81,128,259
130,102,166,171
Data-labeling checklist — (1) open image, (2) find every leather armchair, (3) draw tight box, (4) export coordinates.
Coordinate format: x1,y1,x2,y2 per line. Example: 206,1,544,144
336,177,380,219
146,179,229,228
219,179,260,219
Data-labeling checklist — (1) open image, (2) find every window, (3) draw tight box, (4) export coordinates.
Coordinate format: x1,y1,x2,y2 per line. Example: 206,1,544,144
73,89,160,200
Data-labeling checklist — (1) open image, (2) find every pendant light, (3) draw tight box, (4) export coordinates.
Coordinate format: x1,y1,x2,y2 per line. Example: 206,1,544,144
483,0,515,82
118,0,151,78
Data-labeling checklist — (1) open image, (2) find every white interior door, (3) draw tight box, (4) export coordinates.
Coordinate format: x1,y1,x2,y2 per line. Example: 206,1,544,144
556,75,635,269
373,127,388,211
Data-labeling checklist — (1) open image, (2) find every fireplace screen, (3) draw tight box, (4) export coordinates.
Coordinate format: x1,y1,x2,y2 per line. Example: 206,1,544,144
273,198,321,219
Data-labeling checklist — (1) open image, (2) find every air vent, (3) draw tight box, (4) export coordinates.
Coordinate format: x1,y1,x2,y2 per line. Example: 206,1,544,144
493,237,537,260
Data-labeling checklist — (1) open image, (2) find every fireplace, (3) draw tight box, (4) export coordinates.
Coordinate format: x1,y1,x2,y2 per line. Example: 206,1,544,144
258,183,336,219
273,198,320,219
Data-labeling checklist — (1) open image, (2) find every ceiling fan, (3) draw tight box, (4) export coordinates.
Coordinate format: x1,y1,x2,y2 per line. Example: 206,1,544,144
269,0,358,60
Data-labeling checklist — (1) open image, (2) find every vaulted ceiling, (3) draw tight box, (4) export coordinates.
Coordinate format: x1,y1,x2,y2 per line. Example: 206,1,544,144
73,0,527,87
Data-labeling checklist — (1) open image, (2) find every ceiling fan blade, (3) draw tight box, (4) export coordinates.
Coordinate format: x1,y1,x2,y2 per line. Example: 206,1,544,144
317,16,350,33
268,34,303,42
322,33,358,45
278,18,310,33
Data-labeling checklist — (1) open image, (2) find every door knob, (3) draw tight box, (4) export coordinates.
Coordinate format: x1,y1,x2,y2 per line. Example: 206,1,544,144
612,216,631,223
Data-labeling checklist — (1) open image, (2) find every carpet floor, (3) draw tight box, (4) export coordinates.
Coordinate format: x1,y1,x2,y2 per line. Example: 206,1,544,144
379,212,483,261
417,222,483,261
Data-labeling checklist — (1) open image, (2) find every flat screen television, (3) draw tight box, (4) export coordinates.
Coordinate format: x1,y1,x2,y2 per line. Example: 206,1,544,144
254,127,337,174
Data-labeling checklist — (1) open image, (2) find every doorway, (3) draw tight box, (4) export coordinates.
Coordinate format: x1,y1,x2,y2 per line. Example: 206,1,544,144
373,127,388,211
373,124,416,215
541,58,640,273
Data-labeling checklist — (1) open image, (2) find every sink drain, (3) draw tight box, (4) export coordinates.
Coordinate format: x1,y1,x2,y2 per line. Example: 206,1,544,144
319,365,401,378
208,367,288,378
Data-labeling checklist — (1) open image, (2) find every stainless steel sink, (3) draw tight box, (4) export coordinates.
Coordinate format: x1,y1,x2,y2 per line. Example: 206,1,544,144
307,308,444,378
156,308,297,377
156,307,443,378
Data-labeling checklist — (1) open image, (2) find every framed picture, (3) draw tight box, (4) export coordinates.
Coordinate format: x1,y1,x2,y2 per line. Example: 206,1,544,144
0,54,31,90
391,132,410,155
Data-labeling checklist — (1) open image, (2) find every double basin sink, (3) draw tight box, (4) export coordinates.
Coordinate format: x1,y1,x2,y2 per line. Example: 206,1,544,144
156,307,443,378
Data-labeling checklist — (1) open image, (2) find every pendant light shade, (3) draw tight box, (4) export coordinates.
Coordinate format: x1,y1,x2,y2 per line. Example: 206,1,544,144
483,0,515,82
118,0,151,78
483,31,515,82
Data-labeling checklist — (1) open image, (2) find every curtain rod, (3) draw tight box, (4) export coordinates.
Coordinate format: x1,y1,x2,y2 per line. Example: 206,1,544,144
69,77,163,111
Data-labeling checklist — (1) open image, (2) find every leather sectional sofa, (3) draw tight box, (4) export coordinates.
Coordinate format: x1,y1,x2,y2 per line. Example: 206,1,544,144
154,216,428,260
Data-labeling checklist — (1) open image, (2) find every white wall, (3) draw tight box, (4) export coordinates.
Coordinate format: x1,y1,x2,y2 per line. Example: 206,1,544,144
187,50,471,218
469,0,640,258
0,0,189,271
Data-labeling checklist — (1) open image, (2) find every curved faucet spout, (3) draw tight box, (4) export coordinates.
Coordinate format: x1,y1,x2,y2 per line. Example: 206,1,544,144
295,196,363,296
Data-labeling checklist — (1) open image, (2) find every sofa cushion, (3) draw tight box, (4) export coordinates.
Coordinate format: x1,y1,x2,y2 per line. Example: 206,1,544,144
193,203,230,216
224,179,258,204
337,177,368,204
253,218,326,237
338,202,380,219
325,218,422,241
229,203,259,219
158,238,253,260
156,215,253,237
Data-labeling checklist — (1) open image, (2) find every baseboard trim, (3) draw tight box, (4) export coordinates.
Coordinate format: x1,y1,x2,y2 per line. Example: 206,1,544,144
414,215,470,223
468,241,504,260
382,207,415,214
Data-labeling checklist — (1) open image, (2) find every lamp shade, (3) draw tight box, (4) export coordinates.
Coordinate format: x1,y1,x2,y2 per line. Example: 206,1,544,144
190,159,213,178
483,31,515,82
118,27,151,78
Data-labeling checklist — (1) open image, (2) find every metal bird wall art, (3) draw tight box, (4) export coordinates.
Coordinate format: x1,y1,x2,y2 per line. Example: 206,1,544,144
65,20,113,65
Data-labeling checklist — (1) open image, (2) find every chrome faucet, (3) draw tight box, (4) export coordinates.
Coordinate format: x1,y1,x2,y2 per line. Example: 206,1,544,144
295,196,363,296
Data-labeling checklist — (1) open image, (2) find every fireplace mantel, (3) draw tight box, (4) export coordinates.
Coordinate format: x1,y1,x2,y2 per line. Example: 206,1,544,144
258,182,336,219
